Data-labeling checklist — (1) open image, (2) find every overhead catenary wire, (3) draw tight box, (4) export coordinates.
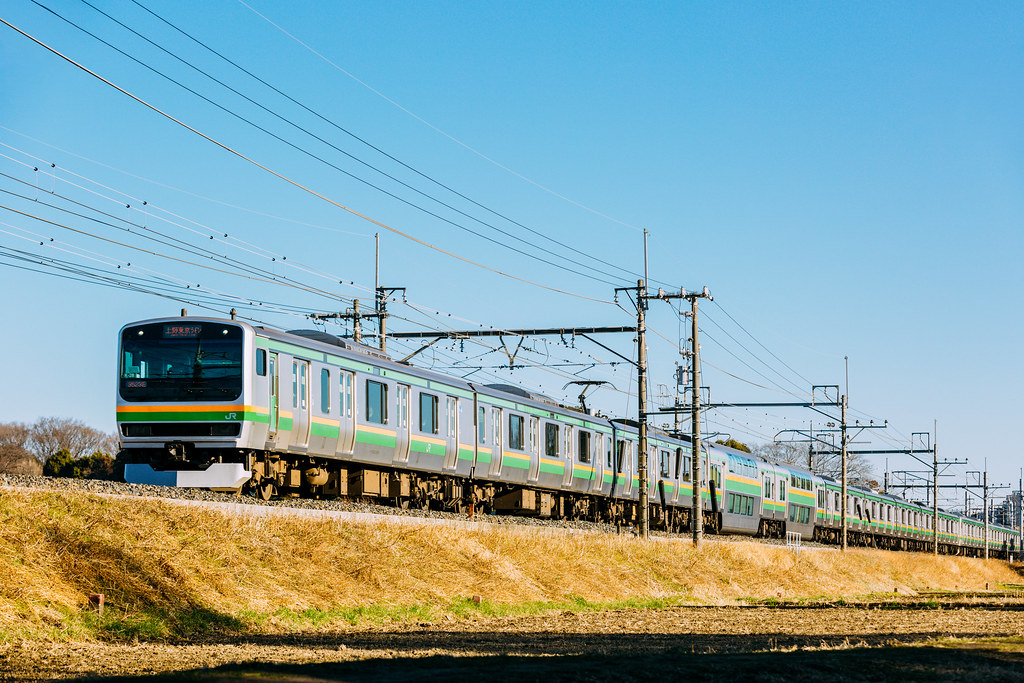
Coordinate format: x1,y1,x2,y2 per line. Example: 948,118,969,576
123,0,654,287
0,144,631,406
33,0,627,289
236,0,651,237
0,144,384,300
0,16,614,304
0,130,377,239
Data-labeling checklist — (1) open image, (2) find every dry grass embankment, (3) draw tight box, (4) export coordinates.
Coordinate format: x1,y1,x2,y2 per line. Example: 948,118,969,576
1,487,1019,641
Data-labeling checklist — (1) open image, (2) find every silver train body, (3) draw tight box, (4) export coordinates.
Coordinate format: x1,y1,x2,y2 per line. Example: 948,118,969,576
117,316,1019,557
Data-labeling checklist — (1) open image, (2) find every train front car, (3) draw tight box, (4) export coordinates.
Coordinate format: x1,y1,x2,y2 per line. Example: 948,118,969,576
117,317,259,490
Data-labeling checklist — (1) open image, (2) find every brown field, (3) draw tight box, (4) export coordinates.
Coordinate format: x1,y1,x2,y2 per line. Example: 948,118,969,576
1,486,1023,680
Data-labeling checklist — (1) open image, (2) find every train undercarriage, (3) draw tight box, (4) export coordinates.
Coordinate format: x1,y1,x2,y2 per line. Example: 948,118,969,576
122,446,1012,558
122,446,725,533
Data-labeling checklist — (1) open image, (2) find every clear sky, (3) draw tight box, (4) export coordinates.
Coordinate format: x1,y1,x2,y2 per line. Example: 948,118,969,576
1,1,1021,506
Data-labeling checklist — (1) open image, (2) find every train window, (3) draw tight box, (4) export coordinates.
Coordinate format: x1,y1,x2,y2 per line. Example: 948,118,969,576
256,349,267,376
779,479,786,501
398,386,408,430
446,397,457,438
299,363,307,410
579,431,592,464
659,450,670,477
545,423,559,458
419,393,439,434
366,380,387,424
616,440,625,470
509,414,524,450
292,362,298,408
320,369,330,413
342,372,353,419
478,407,486,443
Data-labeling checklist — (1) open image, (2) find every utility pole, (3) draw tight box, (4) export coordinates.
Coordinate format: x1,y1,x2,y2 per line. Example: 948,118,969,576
706,384,889,553
636,278,650,540
614,277,705,541
933,420,939,555
312,288,404,349
841,392,849,551
685,287,712,548
984,469,989,560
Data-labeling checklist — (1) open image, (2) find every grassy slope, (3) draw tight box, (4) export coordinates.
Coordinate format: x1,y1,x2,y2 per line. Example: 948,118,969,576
0,487,1019,641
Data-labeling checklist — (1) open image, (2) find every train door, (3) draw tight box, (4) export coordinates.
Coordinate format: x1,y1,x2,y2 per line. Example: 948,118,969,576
393,384,410,464
591,434,605,493
623,441,635,495
669,448,682,504
268,353,279,440
291,359,310,448
761,472,770,516
337,371,356,454
527,417,540,481
489,408,503,477
561,425,574,487
443,396,459,470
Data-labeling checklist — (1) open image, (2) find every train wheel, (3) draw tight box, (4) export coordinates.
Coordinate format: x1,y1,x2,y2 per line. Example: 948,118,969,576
257,478,275,501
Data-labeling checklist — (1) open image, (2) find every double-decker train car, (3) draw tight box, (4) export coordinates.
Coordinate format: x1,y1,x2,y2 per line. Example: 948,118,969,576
118,315,1020,558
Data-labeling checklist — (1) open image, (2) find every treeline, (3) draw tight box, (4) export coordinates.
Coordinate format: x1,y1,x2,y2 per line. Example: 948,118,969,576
0,417,118,479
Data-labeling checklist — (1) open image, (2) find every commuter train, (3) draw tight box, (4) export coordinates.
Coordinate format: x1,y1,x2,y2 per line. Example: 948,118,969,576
118,315,1019,558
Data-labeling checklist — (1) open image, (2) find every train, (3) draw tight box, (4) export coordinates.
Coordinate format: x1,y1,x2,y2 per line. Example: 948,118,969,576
117,315,1020,558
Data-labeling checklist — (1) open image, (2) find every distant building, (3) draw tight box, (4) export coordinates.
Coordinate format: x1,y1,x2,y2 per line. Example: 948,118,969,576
994,492,1023,530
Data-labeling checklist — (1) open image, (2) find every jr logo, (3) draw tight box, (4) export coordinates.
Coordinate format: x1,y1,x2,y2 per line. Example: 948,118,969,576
224,413,237,420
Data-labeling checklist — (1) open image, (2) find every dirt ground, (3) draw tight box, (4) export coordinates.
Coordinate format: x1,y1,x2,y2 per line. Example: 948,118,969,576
3,602,1024,682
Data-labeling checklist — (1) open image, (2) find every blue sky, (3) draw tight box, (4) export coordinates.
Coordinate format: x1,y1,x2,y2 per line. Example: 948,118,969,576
1,1,1021,502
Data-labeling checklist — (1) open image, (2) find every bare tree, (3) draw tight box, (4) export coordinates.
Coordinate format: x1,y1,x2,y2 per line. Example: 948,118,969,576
753,440,876,485
0,422,41,474
27,417,118,463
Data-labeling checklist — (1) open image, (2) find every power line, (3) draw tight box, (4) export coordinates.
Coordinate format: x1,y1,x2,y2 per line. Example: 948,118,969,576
0,15,614,304
235,0,649,237
38,0,628,289
124,0,652,287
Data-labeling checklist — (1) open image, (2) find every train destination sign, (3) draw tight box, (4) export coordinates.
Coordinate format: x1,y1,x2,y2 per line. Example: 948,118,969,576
162,324,202,339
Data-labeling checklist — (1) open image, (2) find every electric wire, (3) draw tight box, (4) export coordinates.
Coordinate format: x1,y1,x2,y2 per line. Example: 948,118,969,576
0,146,629,401
0,130,376,238
0,16,614,303
125,0,652,286
236,0,649,236
36,0,626,289
0,145,382,300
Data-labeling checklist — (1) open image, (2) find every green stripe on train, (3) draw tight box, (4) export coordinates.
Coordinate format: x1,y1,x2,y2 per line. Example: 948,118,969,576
356,431,397,448
311,422,340,439
117,410,270,423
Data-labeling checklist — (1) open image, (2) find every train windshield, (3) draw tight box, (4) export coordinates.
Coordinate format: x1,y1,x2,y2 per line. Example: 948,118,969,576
120,322,243,402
